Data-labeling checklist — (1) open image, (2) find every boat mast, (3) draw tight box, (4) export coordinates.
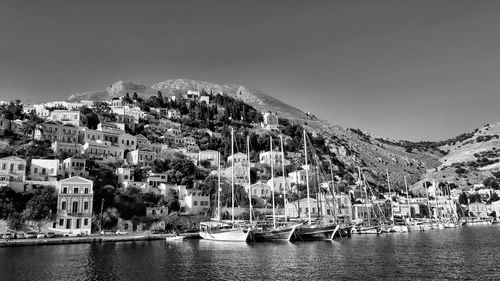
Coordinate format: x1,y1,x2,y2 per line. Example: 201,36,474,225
362,173,371,227
404,176,411,220
433,179,439,219
386,169,393,221
304,130,312,224
280,135,288,222
425,180,430,218
231,127,235,223
217,151,221,222
329,158,337,221
247,135,252,224
270,137,276,228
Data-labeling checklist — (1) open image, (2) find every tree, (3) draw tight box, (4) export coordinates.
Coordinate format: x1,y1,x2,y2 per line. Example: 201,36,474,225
133,92,138,101
483,177,499,190
491,192,500,202
22,187,57,222
22,112,45,140
458,192,468,205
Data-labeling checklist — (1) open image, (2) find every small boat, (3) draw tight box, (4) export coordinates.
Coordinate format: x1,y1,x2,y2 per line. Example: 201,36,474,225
444,222,458,228
392,224,409,233
165,234,185,242
351,225,381,235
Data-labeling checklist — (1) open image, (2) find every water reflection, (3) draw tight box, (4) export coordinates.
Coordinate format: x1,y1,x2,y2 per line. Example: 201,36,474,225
1,227,500,280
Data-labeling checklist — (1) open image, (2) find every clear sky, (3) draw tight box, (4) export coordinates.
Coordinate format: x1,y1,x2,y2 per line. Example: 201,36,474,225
1,0,500,141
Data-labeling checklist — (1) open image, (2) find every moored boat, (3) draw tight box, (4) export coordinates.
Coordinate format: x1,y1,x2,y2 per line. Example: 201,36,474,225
253,223,301,242
165,234,185,241
199,221,251,242
294,223,340,241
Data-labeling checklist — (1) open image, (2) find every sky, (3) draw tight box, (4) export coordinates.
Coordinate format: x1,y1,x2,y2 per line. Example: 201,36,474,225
1,0,500,141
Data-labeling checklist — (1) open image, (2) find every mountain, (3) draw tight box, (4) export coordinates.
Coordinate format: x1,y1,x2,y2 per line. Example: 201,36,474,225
68,79,447,190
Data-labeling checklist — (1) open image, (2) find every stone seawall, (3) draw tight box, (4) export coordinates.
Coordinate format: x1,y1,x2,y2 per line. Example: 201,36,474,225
0,234,169,248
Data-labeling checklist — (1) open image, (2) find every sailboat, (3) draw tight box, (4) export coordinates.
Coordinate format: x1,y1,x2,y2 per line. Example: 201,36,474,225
294,130,341,241
253,135,301,242
351,170,382,235
199,128,252,242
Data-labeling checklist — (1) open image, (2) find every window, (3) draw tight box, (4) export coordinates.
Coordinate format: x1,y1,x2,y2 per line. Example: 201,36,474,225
84,218,88,226
18,164,24,171
62,187,68,194
61,201,67,210
193,201,197,206
84,188,89,194
59,219,64,226
73,187,79,194
1,164,6,170
34,168,38,174
84,202,89,210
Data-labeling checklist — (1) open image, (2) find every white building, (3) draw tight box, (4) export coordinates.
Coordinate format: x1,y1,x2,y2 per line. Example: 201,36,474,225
30,159,59,181
60,157,88,178
127,148,156,167
51,142,82,156
198,150,219,166
227,152,248,165
180,188,209,215
117,133,138,150
49,110,81,126
259,150,288,166
0,156,27,185
247,181,272,198
55,176,93,234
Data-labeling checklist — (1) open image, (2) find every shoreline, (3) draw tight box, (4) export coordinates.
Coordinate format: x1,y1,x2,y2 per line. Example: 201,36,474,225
0,234,172,248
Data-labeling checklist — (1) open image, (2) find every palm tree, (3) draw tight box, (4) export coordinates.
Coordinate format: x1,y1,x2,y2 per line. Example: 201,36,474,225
22,112,45,140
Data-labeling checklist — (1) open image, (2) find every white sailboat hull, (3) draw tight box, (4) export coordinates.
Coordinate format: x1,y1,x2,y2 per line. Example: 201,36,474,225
199,229,250,242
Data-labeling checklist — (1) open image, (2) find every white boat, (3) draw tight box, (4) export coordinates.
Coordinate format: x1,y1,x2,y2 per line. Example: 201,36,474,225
444,222,457,228
393,224,409,233
199,221,251,242
165,235,185,242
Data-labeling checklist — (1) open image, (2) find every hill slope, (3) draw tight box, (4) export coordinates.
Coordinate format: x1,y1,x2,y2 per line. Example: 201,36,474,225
68,79,444,189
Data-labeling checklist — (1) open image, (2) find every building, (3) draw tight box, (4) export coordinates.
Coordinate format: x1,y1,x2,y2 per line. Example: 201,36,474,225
51,142,82,156
60,157,88,178
288,170,307,185
263,112,279,126
183,136,196,146
127,148,156,167
248,181,272,198
118,133,138,150
199,150,219,166
267,176,289,193
180,188,209,215
259,150,287,165
136,134,151,148
49,110,81,126
30,159,59,181
146,206,168,216
166,109,181,119
0,156,26,185
227,152,248,165
167,128,181,137
55,176,93,234
37,122,80,143
183,90,200,99
116,167,134,185
222,164,249,186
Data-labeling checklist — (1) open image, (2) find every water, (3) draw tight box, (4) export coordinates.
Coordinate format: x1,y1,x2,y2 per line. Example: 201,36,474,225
1,226,499,280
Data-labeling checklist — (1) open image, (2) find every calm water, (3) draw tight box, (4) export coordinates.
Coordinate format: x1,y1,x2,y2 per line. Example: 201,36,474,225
1,226,499,280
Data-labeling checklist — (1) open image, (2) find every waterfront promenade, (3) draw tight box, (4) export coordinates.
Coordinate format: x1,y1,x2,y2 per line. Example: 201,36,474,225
0,233,169,248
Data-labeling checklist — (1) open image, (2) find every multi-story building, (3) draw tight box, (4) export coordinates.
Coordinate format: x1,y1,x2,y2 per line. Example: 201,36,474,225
198,150,219,166
117,133,137,150
127,148,156,167
116,167,134,185
183,136,196,146
180,188,209,215
49,110,81,126
288,170,307,185
227,152,248,165
247,181,272,198
60,157,88,178
0,156,26,184
267,176,290,194
37,122,80,143
51,142,82,156
222,164,249,186
55,176,93,234
30,159,60,181
82,142,124,161
259,150,287,165
166,109,181,119
136,134,151,148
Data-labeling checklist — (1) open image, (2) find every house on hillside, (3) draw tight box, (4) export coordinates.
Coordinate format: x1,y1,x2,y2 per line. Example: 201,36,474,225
54,176,93,234
49,110,81,126
30,159,60,181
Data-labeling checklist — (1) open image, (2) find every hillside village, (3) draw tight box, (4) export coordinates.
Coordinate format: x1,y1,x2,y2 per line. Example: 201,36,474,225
0,89,350,234
1,84,500,236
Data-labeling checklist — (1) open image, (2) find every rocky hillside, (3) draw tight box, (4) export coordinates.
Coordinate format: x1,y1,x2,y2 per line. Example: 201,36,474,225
412,123,500,193
68,79,445,190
